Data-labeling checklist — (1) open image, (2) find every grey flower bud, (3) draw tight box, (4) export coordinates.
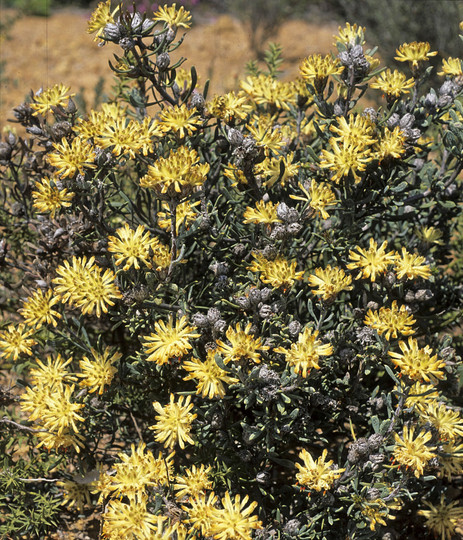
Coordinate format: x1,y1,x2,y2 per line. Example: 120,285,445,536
130,12,143,31
286,222,302,235
156,52,170,70
226,127,244,146
192,313,209,328
119,37,135,51
333,101,344,116
236,296,251,310
367,433,383,451
104,22,121,41
386,113,400,129
424,91,437,108
288,320,301,337
141,18,154,33
260,288,272,302
259,304,273,319
415,289,433,302
248,288,262,305
26,126,43,136
366,488,381,501
207,307,221,323
190,91,205,110
256,471,270,485
213,319,227,333
363,107,377,122
0,142,12,161
52,121,72,139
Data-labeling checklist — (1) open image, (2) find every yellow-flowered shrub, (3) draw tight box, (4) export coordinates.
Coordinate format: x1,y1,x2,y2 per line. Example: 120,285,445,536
2,4,463,539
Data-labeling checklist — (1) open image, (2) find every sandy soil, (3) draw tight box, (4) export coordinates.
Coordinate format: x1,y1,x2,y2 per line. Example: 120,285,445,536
0,7,338,128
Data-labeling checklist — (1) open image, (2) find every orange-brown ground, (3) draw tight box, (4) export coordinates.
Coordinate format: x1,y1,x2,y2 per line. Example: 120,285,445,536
0,7,338,128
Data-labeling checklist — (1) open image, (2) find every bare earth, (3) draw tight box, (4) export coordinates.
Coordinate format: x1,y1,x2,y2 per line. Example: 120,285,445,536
0,8,338,128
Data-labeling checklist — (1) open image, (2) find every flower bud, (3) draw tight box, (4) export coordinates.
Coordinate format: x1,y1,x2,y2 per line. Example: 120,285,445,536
156,52,170,70
0,142,12,161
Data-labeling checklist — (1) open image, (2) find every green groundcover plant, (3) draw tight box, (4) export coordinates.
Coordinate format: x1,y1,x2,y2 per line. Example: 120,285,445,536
1,3,463,538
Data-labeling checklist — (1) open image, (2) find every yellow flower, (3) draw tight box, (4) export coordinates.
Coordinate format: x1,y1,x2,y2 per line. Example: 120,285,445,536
364,301,416,340
388,337,445,383
334,22,365,46
394,41,438,70
153,2,192,29
418,402,463,441
87,0,118,42
248,253,304,289
416,226,444,246
240,74,297,110
174,464,212,500
258,152,300,188
32,176,74,218
30,84,75,116
142,316,199,365
150,394,197,449
19,288,62,329
347,238,397,282
319,138,374,184
243,200,282,225
274,326,333,378
183,492,218,537
95,116,161,158
209,491,262,540
300,54,344,92
370,69,415,99
30,353,76,389
291,181,337,220
356,496,401,532
77,347,120,395
158,103,202,138
295,448,345,492
175,67,200,92
216,322,269,365
157,200,200,233
36,428,85,454
75,102,127,140
246,120,285,155
307,265,353,301
102,495,159,539
393,425,436,478
183,349,238,399
53,256,122,318
140,146,210,198
40,383,85,437
439,440,463,479
373,126,406,161
394,247,431,280
0,323,36,361
206,91,251,122
438,57,463,77
108,223,155,271
58,478,92,511
404,381,439,411
47,136,96,179
105,442,174,502
418,495,463,540
329,114,376,148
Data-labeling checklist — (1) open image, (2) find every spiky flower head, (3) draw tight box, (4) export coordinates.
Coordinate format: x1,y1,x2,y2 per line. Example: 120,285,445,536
295,448,345,492
216,322,270,366
150,394,197,449
392,425,436,478
30,84,75,116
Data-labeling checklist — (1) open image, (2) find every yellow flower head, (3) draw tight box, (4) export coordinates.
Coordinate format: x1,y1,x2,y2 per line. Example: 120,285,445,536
210,492,263,540
308,265,353,301
291,181,337,220
142,316,200,365
439,440,463,480
174,464,213,500
300,54,343,92
438,57,463,77
206,91,251,122
158,103,202,138
183,492,218,537
157,200,200,233
329,114,376,147
257,152,300,188
47,136,96,179
334,22,366,47
240,74,297,110
102,496,160,538
419,495,463,540
388,337,446,383
295,448,345,492
53,256,122,318
364,301,416,341
394,41,438,70
374,126,406,161
0,323,36,361
248,253,304,289
183,349,238,399
30,353,76,389
40,383,86,437
30,84,75,116
140,146,210,198
370,69,415,99
19,288,62,329
347,238,397,282
243,200,282,226
274,326,333,378
404,381,440,411
216,322,269,365
77,347,121,395
32,176,74,218
418,402,463,441
107,223,155,271
150,394,197,449
87,0,119,41
416,226,444,246
320,138,373,184
394,247,431,280
153,3,192,29
393,425,436,478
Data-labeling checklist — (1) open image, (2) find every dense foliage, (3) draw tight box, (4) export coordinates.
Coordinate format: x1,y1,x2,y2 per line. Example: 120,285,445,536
1,3,463,539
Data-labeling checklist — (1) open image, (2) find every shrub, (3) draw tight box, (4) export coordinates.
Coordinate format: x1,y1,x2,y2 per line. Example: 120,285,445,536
1,4,463,539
